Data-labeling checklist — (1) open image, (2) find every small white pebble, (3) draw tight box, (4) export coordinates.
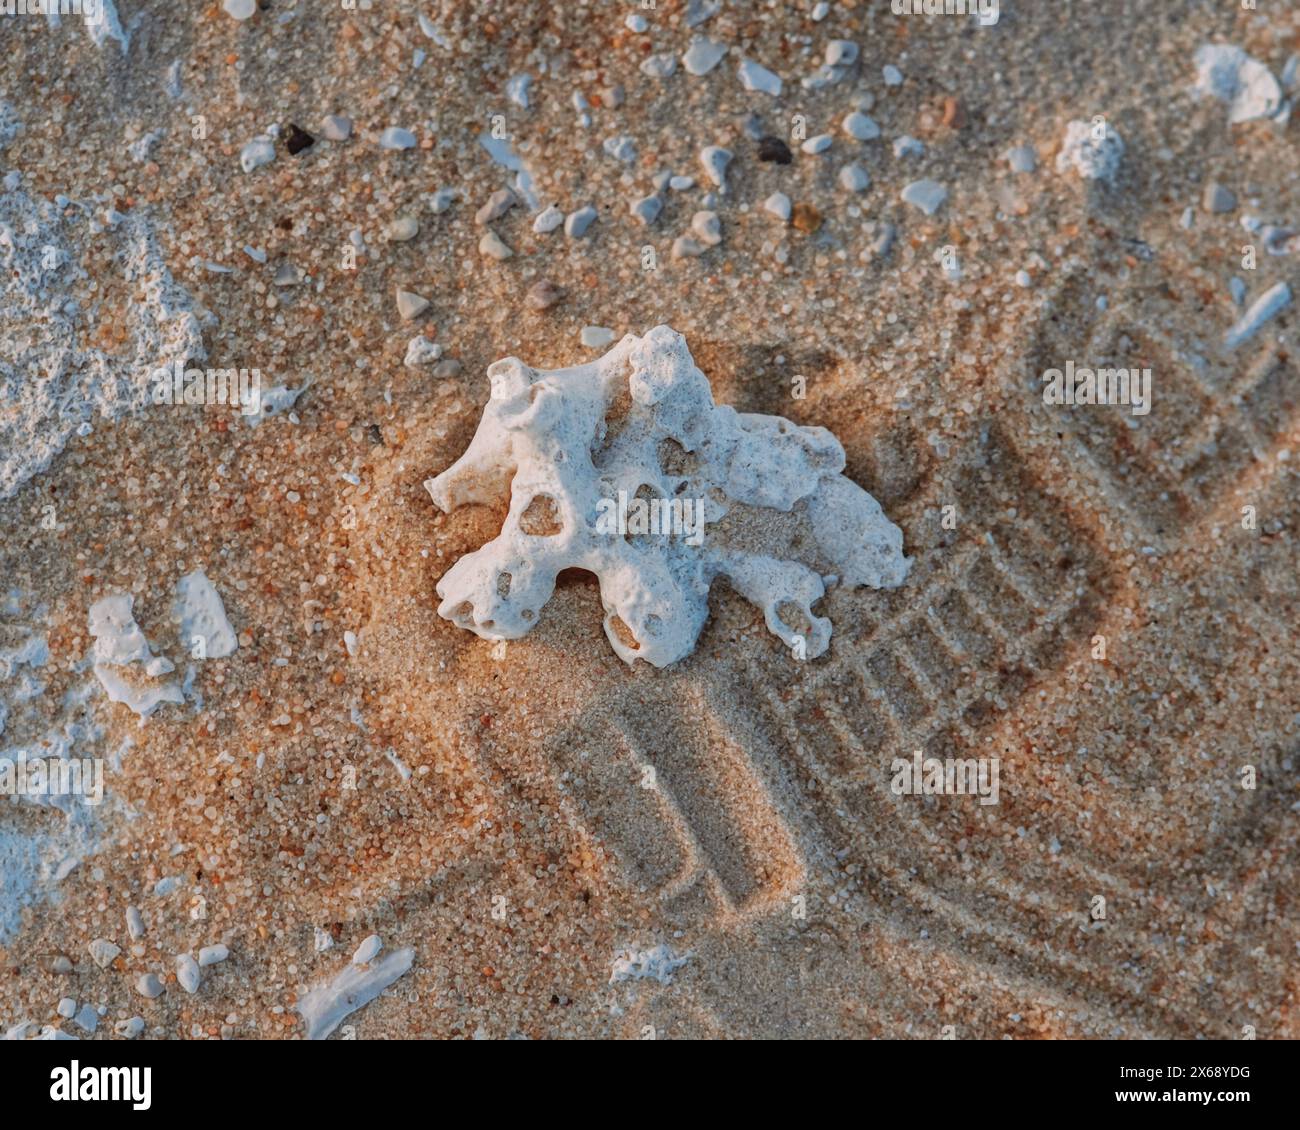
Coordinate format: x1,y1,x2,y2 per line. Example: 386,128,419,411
901,179,948,215
699,145,733,188
801,134,833,155
395,289,430,321
239,136,275,174
387,215,420,242
175,954,201,994
630,195,663,226
839,163,870,192
479,230,513,260
57,997,77,1019
378,127,417,150
843,111,880,141
1015,269,1033,288
532,204,564,234
691,210,722,246
198,944,230,968
89,938,121,969
641,54,677,79
320,114,352,142
505,73,532,110
738,58,782,96
1005,144,1037,173
683,37,728,77
883,64,903,86
404,336,443,368
136,973,165,1000
764,192,792,221
565,205,598,239
352,934,383,966
581,326,616,348
826,40,858,68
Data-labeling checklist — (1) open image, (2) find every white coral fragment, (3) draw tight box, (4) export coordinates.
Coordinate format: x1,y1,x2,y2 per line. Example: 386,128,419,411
87,595,183,718
1056,120,1124,182
1193,44,1283,125
425,326,910,667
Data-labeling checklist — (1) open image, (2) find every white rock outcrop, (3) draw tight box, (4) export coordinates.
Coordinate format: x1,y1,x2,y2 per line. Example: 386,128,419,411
425,326,910,667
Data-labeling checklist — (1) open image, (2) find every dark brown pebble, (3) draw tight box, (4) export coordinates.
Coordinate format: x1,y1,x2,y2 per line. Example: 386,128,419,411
286,124,315,155
757,136,792,164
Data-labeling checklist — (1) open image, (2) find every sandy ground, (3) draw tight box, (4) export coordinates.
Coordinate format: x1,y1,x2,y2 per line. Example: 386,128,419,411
0,0,1297,1039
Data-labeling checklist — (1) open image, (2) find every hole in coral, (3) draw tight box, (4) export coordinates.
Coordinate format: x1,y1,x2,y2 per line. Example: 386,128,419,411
452,601,474,620
521,609,535,621
657,437,700,476
556,567,598,588
593,383,633,464
775,601,813,637
606,614,641,651
518,493,562,536
496,572,512,597
623,484,664,542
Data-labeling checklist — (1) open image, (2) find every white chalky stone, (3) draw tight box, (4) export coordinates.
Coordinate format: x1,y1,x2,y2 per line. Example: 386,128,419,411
801,134,833,155
223,0,256,19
